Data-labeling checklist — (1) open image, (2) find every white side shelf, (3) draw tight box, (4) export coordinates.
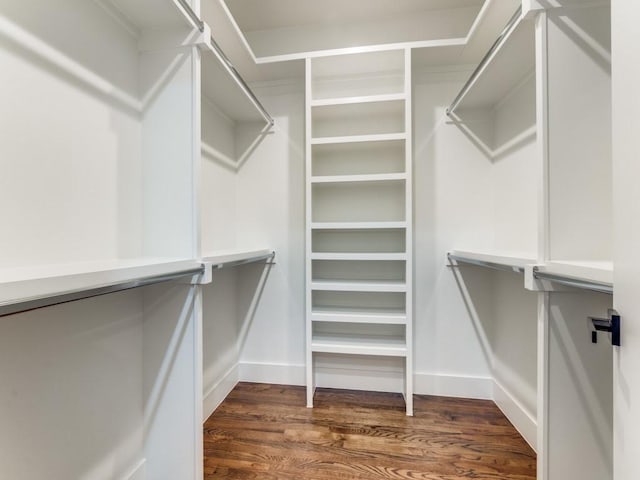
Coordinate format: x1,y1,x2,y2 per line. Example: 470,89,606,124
311,333,407,357
311,306,406,325
448,7,534,113
0,258,203,317
311,279,406,292
448,249,536,273
535,260,613,290
107,0,195,31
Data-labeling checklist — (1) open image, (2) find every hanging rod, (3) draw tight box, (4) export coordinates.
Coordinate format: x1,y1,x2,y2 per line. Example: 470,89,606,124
446,5,523,116
532,268,613,295
0,265,205,318
175,0,274,127
447,253,525,274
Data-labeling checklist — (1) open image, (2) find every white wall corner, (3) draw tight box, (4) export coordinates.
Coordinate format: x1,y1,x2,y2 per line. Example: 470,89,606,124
413,372,493,400
203,363,240,421
493,379,538,452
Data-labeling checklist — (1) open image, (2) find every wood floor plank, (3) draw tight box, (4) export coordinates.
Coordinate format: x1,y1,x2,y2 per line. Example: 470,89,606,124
204,383,536,480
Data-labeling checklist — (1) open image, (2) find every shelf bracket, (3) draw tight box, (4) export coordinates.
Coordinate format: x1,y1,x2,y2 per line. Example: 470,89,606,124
590,309,621,346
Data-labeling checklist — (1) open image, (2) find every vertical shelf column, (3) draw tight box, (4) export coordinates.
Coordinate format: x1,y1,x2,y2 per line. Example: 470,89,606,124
305,48,413,415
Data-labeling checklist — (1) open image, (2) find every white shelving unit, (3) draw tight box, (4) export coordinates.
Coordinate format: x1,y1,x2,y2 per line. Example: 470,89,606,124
305,48,413,415
445,2,614,478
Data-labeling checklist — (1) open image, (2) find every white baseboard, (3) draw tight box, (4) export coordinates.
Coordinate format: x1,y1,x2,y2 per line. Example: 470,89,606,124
414,372,493,399
493,379,537,452
239,361,305,385
120,458,145,480
203,364,239,421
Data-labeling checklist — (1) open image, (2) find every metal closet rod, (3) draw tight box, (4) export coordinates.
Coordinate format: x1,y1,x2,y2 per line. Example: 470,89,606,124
532,269,613,295
446,5,523,116
0,265,205,318
175,0,275,127
447,253,525,274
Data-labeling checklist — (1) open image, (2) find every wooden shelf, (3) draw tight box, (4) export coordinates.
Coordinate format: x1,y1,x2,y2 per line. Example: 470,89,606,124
311,133,407,145
449,11,534,113
311,279,406,292
311,173,406,185
311,333,407,357
311,306,406,325
311,253,406,261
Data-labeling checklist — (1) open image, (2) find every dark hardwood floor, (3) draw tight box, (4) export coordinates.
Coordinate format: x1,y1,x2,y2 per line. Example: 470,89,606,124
203,383,536,480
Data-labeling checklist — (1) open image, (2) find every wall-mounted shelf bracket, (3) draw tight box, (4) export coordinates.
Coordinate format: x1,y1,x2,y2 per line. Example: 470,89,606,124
590,309,621,346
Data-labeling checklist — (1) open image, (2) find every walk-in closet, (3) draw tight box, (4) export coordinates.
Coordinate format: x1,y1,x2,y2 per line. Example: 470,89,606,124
1,0,638,479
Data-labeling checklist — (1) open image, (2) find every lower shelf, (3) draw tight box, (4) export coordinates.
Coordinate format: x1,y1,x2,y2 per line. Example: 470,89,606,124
311,306,406,324
311,333,407,357
311,279,406,292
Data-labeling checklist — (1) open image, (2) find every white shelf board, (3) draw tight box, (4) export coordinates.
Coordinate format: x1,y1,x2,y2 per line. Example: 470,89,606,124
311,306,406,325
537,260,613,287
311,221,407,230
311,279,406,292
311,253,406,261
202,49,270,124
311,133,407,146
310,93,406,108
448,249,536,272
201,248,274,268
452,12,535,112
311,173,406,185
106,0,194,32
0,258,202,311
311,333,407,357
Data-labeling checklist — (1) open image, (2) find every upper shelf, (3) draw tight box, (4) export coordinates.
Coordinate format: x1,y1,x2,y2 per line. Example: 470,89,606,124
448,250,536,273
101,0,196,33
201,37,273,125
201,248,275,274
0,258,203,318
447,6,535,114
533,261,613,294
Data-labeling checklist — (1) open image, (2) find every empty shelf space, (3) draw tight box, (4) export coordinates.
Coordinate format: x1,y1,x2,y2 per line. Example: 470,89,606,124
311,49,405,100
448,250,536,273
311,306,406,325
311,133,407,145
311,333,407,357
311,252,406,261
312,99,405,138
312,139,405,176
311,173,406,184
311,279,406,292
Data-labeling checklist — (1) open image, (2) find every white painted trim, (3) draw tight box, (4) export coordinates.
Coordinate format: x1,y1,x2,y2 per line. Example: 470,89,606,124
120,458,146,480
493,379,538,452
240,361,306,386
254,38,467,64
414,372,493,399
203,364,240,421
